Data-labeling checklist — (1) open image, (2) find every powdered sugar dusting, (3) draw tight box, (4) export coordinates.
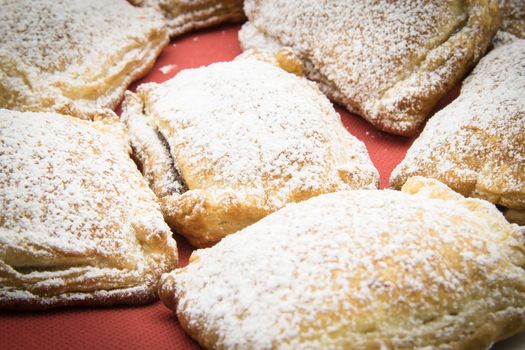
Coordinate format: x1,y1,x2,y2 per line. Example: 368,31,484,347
0,109,177,307
136,58,378,211
0,0,167,119
163,179,524,349
499,0,525,38
159,64,177,75
492,30,521,47
391,39,525,212
240,0,499,135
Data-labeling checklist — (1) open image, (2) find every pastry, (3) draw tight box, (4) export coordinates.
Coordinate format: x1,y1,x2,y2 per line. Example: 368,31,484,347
499,0,525,38
0,109,178,310
128,0,244,38
0,0,168,120
122,51,379,247
239,0,500,136
160,176,525,349
390,39,525,225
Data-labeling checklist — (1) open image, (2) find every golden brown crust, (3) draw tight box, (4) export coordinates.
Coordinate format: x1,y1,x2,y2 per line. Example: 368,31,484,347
0,0,168,120
236,48,305,77
0,109,178,310
172,306,525,350
123,54,378,247
160,177,525,349
504,209,525,226
129,0,245,38
391,39,525,222
240,0,500,136
160,190,269,248
1,280,159,311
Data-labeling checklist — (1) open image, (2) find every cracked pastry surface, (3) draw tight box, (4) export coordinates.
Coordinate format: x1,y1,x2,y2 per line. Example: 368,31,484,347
128,0,244,38
239,0,500,136
391,39,525,225
0,0,168,120
0,109,178,310
159,176,525,350
122,53,379,247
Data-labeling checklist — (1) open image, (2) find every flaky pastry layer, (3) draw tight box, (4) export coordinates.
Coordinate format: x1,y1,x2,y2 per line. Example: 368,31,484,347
129,0,244,38
0,109,178,310
160,177,525,350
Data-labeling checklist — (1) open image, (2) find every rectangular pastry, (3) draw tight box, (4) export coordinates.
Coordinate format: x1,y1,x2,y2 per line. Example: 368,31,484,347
0,0,168,120
122,50,379,247
0,109,178,309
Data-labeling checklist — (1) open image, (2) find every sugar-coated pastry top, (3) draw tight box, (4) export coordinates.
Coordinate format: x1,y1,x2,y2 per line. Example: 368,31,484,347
0,109,178,309
141,58,378,200
0,0,168,119
160,177,525,349
240,0,500,135
391,39,525,214
124,56,379,246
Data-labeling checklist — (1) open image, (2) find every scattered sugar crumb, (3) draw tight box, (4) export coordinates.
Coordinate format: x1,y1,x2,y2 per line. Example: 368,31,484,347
159,64,177,75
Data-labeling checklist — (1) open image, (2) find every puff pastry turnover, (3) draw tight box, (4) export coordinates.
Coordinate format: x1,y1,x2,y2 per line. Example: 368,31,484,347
122,53,379,247
391,39,525,225
0,109,178,310
499,0,525,38
129,0,244,38
0,0,168,120
239,0,500,136
160,177,525,350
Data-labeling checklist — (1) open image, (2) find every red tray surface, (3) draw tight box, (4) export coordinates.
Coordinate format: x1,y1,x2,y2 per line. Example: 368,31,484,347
1,24,523,350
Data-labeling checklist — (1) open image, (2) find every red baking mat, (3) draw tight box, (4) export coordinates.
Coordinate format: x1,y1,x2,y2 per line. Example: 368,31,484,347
2,23,522,350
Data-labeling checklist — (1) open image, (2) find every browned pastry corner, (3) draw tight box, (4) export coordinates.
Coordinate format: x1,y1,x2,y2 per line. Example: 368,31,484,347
239,0,500,136
0,0,168,120
0,109,178,310
391,38,525,225
160,177,525,349
122,51,379,247
499,0,525,38
128,0,245,38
